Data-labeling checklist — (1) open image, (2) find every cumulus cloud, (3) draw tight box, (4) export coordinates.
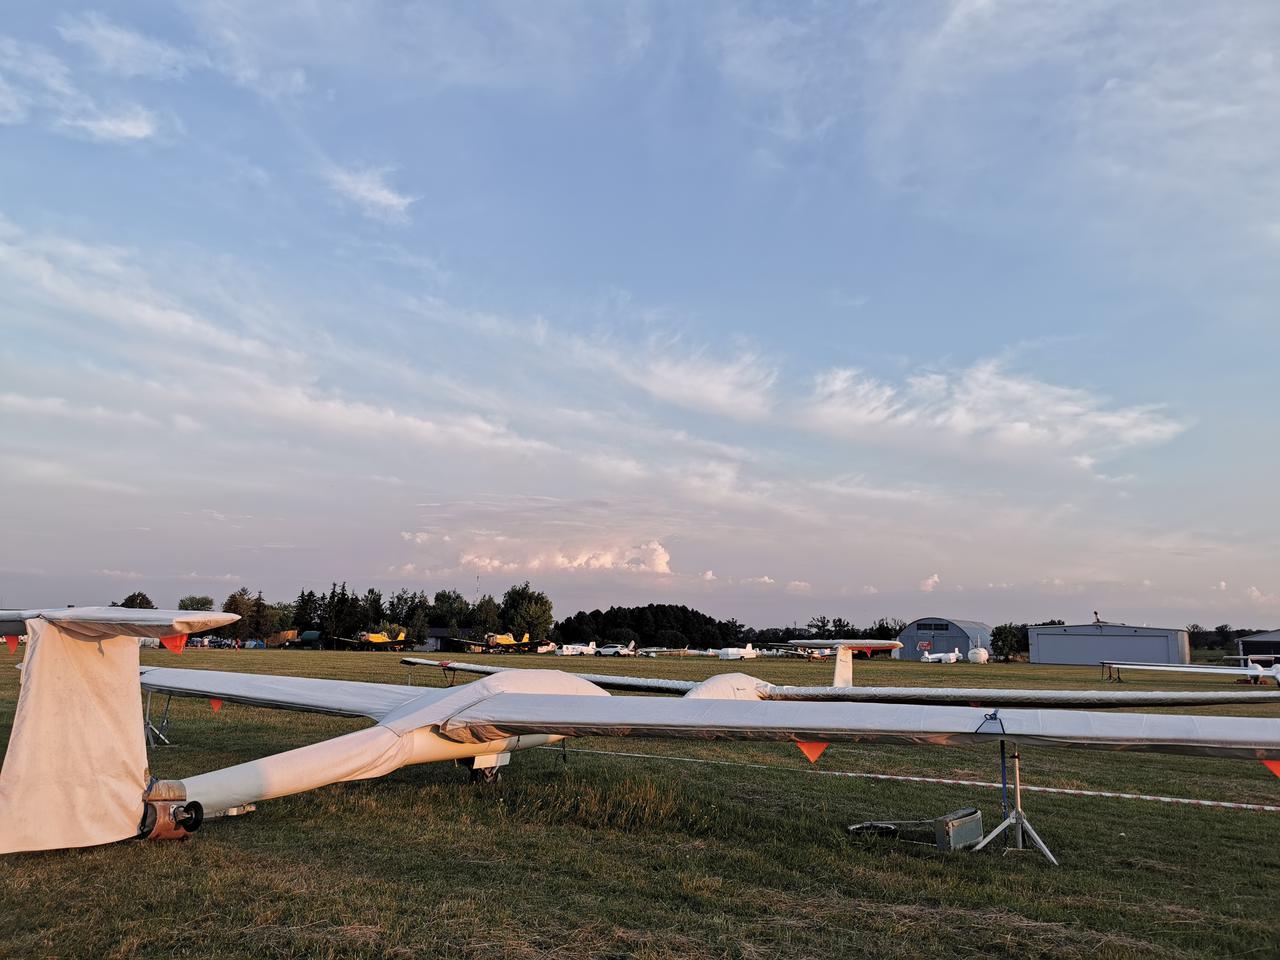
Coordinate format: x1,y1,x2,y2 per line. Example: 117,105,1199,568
322,164,416,223
741,575,775,586
862,585,879,595
1213,580,1228,592
785,579,812,594
919,573,940,592
1246,585,1277,606
457,539,674,577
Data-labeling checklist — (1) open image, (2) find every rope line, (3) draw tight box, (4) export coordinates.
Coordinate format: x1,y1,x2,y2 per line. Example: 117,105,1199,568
543,747,1280,813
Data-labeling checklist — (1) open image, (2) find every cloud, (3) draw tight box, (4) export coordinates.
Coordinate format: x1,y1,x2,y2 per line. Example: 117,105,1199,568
0,36,159,143
741,575,775,586
322,165,417,223
807,359,1185,463
580,334,778,420
919,573,940,592
0,393,158,426
862,585,879,595
3,456,141,495
90,568,144,580
57,13,201,79
1246,585,1277,606
456,538,674,577
59,105,158,142
1213,580,1228,592
701,570,717,581
785,579,812,595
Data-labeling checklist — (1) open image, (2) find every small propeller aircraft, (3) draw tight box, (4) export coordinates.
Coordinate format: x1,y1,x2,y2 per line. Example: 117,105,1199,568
3,607,1280,858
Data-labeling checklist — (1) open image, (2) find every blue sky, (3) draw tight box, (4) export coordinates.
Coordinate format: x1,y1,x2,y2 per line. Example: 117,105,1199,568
2,1,1277,628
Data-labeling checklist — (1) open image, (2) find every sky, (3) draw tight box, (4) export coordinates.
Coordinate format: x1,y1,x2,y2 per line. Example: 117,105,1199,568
1,1,1278,629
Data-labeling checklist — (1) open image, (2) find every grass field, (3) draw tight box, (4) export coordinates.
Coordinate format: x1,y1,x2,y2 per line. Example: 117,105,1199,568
3,651,1279,959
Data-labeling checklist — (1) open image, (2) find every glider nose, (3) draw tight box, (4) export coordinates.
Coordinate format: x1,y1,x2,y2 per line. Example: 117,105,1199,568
139,780,202,841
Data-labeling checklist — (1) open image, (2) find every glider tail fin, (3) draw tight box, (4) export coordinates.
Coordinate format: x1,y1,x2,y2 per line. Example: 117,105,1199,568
834,645,854,687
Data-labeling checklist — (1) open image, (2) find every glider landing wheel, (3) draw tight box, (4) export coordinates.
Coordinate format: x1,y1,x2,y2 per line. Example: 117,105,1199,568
470,766,502,785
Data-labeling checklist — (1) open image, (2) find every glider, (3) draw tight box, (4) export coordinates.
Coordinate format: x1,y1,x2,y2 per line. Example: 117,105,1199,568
4,607,1280,857
403,657,1280,708
1103,660,1280,685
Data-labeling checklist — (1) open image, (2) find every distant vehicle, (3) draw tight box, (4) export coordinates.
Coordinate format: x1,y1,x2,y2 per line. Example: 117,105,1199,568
556,640,597,656
716,643,758,660
921,648,962,664
595,641,637,657
243,639,265,650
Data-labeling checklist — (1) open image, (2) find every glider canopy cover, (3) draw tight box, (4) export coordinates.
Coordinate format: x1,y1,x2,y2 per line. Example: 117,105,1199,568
0,606,237,640
0,608,240,854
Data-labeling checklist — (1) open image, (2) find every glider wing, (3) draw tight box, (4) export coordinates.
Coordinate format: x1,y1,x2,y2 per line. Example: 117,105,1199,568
438,693,1280,760
140,667,434,721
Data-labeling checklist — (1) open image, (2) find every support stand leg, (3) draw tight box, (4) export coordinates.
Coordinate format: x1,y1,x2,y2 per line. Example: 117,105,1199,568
146,693,173,747
973,744,1058,865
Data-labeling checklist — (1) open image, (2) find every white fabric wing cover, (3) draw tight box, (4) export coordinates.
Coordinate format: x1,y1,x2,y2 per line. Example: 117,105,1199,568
0,621,148,853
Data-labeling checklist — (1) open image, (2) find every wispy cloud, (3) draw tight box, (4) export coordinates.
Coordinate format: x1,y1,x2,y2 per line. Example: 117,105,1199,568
0,35,160,143
0,393,157,426
807,359,1185,463
322,165,416,223
57,12,202,79
58,105,157,142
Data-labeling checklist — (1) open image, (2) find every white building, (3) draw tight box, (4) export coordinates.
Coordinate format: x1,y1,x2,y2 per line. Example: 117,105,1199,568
1028,621,1189,666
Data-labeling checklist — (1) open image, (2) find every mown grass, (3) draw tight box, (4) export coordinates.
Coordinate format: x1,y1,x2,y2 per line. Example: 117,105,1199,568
2,650,1278,959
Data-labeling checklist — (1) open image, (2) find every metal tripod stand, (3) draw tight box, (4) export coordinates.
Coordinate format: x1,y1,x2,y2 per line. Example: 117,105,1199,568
973,739,1058,865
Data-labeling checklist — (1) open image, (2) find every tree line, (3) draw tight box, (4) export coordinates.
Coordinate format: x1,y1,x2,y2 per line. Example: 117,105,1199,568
111,589,1272,656
112,582,554,649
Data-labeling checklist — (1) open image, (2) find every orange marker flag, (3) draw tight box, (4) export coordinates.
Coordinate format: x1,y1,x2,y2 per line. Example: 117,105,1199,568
3,635,18,655
1264,760,1280,779
209,698,223,713
797,741,830,764
159,633,188,654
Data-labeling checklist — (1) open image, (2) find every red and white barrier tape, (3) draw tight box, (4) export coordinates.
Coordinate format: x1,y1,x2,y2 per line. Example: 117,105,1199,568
550,747,1280,813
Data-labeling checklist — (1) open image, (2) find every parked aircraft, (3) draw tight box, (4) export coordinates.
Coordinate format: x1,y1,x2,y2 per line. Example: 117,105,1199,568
770,638,904,660
5,607,1280,856
338,628,409,651
1102,660,1280,685
556,640,596,656
921,648,963,664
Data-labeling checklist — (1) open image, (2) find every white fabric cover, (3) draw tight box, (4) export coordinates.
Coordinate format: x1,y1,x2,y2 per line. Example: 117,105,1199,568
0,621,147,853
0,607,237,639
